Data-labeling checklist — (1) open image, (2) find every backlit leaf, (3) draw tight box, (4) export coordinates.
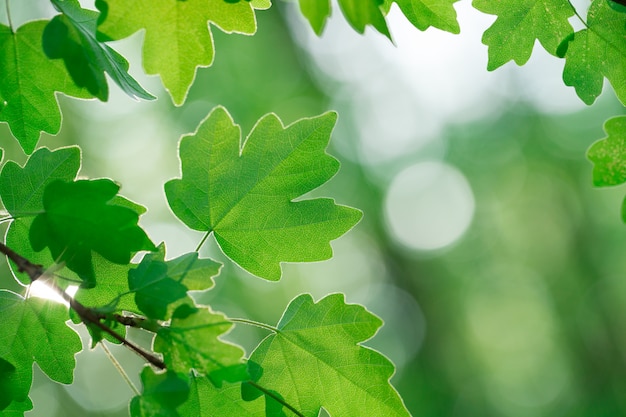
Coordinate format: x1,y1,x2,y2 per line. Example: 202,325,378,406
177,376,265,417
165,106,362,280
588,116,626,187
248,293,410,417
390,0,460,33
130,368,190,417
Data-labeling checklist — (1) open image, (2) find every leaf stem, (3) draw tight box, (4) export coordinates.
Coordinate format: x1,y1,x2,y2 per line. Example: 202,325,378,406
100,342,140,396
194,231,211,253
229,317,278,333
246,380,305,417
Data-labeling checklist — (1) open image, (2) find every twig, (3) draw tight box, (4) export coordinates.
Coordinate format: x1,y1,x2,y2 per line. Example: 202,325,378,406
0,241,166,370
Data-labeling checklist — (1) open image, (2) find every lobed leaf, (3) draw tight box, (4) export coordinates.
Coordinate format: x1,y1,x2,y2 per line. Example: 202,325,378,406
44,0,154,101
473,0,574,70
165,106,362,281
29,179,155,286
248,293,410,417
588,116,626,188
96,0,258,105
0,398,32,417
559,0,626,105
130,368,190,417
0,21,95,154
0,291,81,408
177,376,265,416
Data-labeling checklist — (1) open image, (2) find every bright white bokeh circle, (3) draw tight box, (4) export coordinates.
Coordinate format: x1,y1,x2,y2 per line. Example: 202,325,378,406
384,161,475,251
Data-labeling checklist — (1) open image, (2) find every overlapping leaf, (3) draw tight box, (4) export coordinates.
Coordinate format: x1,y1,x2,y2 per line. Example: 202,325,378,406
29,179,155,286
384,0,459,33
130,368,190,417
248,293,410,417
0,398,32,417
43,0,154,101
473,0,574,70
95,0,258,105
154,303,248,384
0,291,81,409
0,21,94,154
559,0,626,104
177,376,265,416
165,107,362,280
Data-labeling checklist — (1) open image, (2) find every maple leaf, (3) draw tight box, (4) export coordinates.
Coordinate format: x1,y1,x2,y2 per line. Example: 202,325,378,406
29,179,155,286
154,303,248,384
473,0,574,70
0,21,94,154
559,0,626,105
247,293,410,417
95,0,258,105
0,290,82,408
164,106,362,280
588,116,626,187
130,368,190,417
386,0,460,33
43,0,154,101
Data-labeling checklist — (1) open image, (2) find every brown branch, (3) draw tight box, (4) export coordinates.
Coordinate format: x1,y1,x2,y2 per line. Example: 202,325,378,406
0,241,165,370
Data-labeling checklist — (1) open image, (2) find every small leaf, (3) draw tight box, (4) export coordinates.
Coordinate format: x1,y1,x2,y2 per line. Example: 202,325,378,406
29,179,155,286
177,376,266,416
298,0,331,35
129,247,188,320
561,0,626,105
337,0,391,38
391,0,460,33
588,116,626,187
472,0,574,70
0,291,82,407
44,0,154,101
96,0,258,105
0,398,33,417
166,251,222,292
154,302,247,384
165,107,362,280
0,21,95,154
248,293,410,417
130,368,190,417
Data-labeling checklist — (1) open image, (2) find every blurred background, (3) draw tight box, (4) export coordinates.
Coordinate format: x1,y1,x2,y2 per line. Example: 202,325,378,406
1,1,626,416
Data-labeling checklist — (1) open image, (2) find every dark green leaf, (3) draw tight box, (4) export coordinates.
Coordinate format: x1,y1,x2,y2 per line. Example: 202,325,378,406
44,0,154,101
130,368,190,417
29,179,155,286
165,107,362,280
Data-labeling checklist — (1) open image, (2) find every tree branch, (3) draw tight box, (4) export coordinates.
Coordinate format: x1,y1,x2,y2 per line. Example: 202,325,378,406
0,241,166,370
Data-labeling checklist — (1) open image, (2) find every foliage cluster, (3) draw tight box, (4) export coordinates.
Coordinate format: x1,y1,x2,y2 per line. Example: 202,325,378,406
0,0,624,416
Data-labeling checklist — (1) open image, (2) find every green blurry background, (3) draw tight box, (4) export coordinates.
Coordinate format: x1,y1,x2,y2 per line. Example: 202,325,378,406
1,1,626,416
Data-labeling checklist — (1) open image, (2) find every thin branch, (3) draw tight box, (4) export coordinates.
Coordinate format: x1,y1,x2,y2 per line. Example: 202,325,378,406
566,0,589,30
100,342,140,396
4,0,13,33
0,241,166,370
195,231,211,253
246,380,306,417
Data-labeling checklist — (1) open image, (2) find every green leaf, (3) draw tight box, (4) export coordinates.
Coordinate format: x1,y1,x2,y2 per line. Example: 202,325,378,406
298,0,331,35
588,116,626,188
390,0,460,33
177,376,266,416
472,0,574,70
130,368,190,417
165,251,222,292
337,0,391,38
0,398,32,417
96,0,258,105
248,293,410,417
165,107,362,280
0,146,80,217
154,303,248,384
129,247,189,320
0,358,17,410
0,21,95,154
29,179,155,286
43,0,154,101
0,290,82,407
560,0,626,104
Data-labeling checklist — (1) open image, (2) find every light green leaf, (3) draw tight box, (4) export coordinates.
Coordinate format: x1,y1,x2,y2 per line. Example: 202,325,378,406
154,303,247,384
588,116,626,188
165,107,362,280
0,291,81,407
96,0,258,105
29,179,155,286
0,21,94,154
130,368,190,417
559,0,626,104
0,147,80,217
177,376,266,417
166,251,222,292
43,0,154,101
391,0,460,33
472,0,574,70
338,0,390,38
298,0,331,35
0,397,32,417
129,248,189,320
248,293,410,417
